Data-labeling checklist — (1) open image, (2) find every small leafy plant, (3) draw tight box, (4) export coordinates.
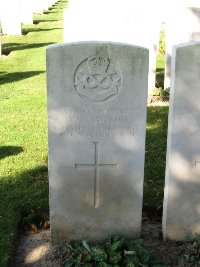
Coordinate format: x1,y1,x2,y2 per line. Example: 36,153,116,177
64,236,164,267
180,237,200,267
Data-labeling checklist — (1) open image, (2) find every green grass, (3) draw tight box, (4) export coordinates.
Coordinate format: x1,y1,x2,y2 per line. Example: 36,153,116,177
0,1,67,265
144,106,168,213
156,55,165,89
0,5,167,266
156,31,165,88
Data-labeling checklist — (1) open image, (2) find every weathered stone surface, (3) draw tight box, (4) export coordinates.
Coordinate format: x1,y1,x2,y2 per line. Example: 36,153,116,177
163,42,200,240
47,42,149,241
164,5,200,89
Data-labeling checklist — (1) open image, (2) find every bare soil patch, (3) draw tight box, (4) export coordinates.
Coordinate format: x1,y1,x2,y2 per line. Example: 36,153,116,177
141,219,186,267
10,230,62,267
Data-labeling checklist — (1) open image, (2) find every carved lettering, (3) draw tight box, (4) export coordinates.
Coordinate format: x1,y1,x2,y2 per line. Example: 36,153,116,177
58,108,136,137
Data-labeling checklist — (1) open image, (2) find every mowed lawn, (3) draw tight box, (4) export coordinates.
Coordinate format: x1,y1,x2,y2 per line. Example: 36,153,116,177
0,1,66,265
0,3,168,266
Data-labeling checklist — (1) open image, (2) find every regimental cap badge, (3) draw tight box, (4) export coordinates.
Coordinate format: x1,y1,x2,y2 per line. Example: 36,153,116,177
87,55,109,74
74,54,121,102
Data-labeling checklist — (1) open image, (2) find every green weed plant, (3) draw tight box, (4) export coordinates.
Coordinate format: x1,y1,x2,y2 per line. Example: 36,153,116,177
180,237,200,267
64,236,164,267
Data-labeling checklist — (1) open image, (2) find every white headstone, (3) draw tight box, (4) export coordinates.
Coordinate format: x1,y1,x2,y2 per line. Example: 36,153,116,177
164,5,200,89
63,0,161,92
186,0,200,7
163,42,200,240
47,42,149,241
21,0,33,24
1,0,21,35
33,0,45,14
49,0,56,6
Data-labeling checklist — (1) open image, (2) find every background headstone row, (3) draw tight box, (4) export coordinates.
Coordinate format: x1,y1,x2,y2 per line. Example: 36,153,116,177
0,0,58,57
63,0,200,92
2,0,200,91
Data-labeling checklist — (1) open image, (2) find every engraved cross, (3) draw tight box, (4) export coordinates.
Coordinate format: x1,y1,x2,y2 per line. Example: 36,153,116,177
75,142,118,208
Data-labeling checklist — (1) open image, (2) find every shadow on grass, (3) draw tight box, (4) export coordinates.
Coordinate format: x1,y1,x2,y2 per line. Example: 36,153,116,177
0,146,24,160
33,20,40,25
47,11,58,13
22,28,61,35
50,6,66,12
156,67,165,89
43,10,50,14
0,71,45,85
2,51,10,56
2,42,55,54
143,105,169,217
0,164,49,267
33,19,58,24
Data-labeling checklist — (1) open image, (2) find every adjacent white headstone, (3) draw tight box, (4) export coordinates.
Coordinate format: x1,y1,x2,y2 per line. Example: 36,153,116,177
33,0,57,15
1,0,21,35
47,42,149,241
21,0,33,24
164,6,200,89
63,0,161,92
33,0,45,14
163,42,200,240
